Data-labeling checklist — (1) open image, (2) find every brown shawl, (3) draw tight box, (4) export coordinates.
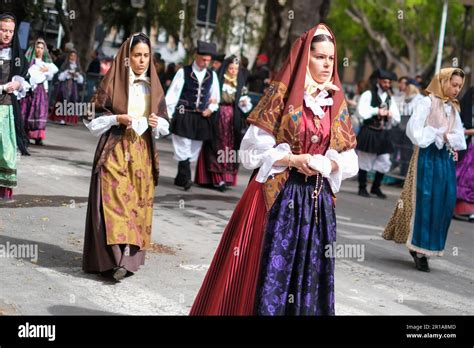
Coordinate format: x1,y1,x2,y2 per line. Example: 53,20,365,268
247,23,357,210
89,33,169,186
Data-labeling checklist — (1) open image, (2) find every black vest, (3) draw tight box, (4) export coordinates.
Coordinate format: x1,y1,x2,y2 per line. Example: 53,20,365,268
363,87,392,130
176,65,213,112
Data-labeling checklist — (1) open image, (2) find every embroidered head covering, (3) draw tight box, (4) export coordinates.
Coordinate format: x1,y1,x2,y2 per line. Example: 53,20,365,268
425,67,465,112
24,38,53,64
247,23,355,154
246,23,356,209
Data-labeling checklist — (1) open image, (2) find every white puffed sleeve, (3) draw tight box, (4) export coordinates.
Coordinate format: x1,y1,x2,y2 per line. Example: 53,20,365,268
28,64,46,87
240,125,291,183
74,73,84,84
58,70,70,81
208,71,221,113
406,96,438,148
153,117,170,139
46,63,59,80
356,90,378,120
165,68,185,118
324,149,359,193
389,97,401,126
84,115,119,137
446,109,467,151
238,95,253,113
11,75,30,99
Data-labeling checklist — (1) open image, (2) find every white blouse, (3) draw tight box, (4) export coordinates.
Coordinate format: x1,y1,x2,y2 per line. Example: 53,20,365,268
406,96,466,151
58,63,84,84
85,80,170,138
240,125,359,193
28,58,58,91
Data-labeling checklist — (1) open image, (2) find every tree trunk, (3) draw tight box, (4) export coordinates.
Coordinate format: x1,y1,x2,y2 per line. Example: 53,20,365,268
258,0,330,73
68,0,103,70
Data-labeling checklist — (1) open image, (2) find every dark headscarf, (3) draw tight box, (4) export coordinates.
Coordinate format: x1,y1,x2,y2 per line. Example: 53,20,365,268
214,55,247,150
59,49,83,74
0,13,29,155
89,32,169,186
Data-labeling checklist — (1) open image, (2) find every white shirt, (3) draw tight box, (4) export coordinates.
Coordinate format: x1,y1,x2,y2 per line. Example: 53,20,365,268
165,61,220,118
58,62,84,84
357,85,401,126
85,74,169,138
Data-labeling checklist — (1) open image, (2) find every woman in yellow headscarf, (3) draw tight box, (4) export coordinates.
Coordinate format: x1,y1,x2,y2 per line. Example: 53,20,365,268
383,68,466,272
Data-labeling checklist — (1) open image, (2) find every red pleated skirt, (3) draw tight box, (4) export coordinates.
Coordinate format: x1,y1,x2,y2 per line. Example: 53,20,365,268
190,178,267,315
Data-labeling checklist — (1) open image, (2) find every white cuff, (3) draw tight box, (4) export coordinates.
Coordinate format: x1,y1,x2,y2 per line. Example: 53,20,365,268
308,154,332,177
325,149,359,193
446,133,467,151
84,115,119,137
12,75,30,99
154,117,170,139
255,143,291,183
75,74,84,84
238,95,253,113
208,103,219,113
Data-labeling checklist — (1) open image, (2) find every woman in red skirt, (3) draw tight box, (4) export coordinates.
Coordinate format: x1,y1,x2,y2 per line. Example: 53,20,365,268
190,23,359,316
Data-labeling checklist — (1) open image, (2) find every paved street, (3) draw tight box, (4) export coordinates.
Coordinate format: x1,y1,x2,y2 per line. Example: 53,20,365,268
0,122,472,316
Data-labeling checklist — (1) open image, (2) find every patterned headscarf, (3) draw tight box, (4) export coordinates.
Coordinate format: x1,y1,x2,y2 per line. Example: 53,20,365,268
425,68,465,112
24,38,53,64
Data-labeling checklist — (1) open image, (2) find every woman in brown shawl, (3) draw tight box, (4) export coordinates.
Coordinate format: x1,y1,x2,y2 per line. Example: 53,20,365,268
190,23,358,315
82,33,169,281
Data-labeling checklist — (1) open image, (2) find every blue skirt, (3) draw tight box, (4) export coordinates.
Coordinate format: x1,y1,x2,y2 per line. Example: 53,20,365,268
256,171,336,315
409,144,456,255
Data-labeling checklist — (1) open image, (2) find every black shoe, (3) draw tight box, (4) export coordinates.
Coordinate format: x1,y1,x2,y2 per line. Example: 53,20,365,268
184,180,192,191
215,182,227,192
358,187,370,197
370,187,387,199
35,139,43,146
112,267,127,281
410,251,430,272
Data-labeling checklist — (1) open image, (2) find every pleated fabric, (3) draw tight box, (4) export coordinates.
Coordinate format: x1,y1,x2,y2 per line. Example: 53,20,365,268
190,178,267,315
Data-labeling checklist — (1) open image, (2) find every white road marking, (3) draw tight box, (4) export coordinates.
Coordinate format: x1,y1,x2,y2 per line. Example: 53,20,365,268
179,264,210,271
187,209,228,222
338,220,385,231
34,267,188,315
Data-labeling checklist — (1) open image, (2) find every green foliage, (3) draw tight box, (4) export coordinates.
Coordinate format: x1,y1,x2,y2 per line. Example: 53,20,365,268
327,0,470,73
